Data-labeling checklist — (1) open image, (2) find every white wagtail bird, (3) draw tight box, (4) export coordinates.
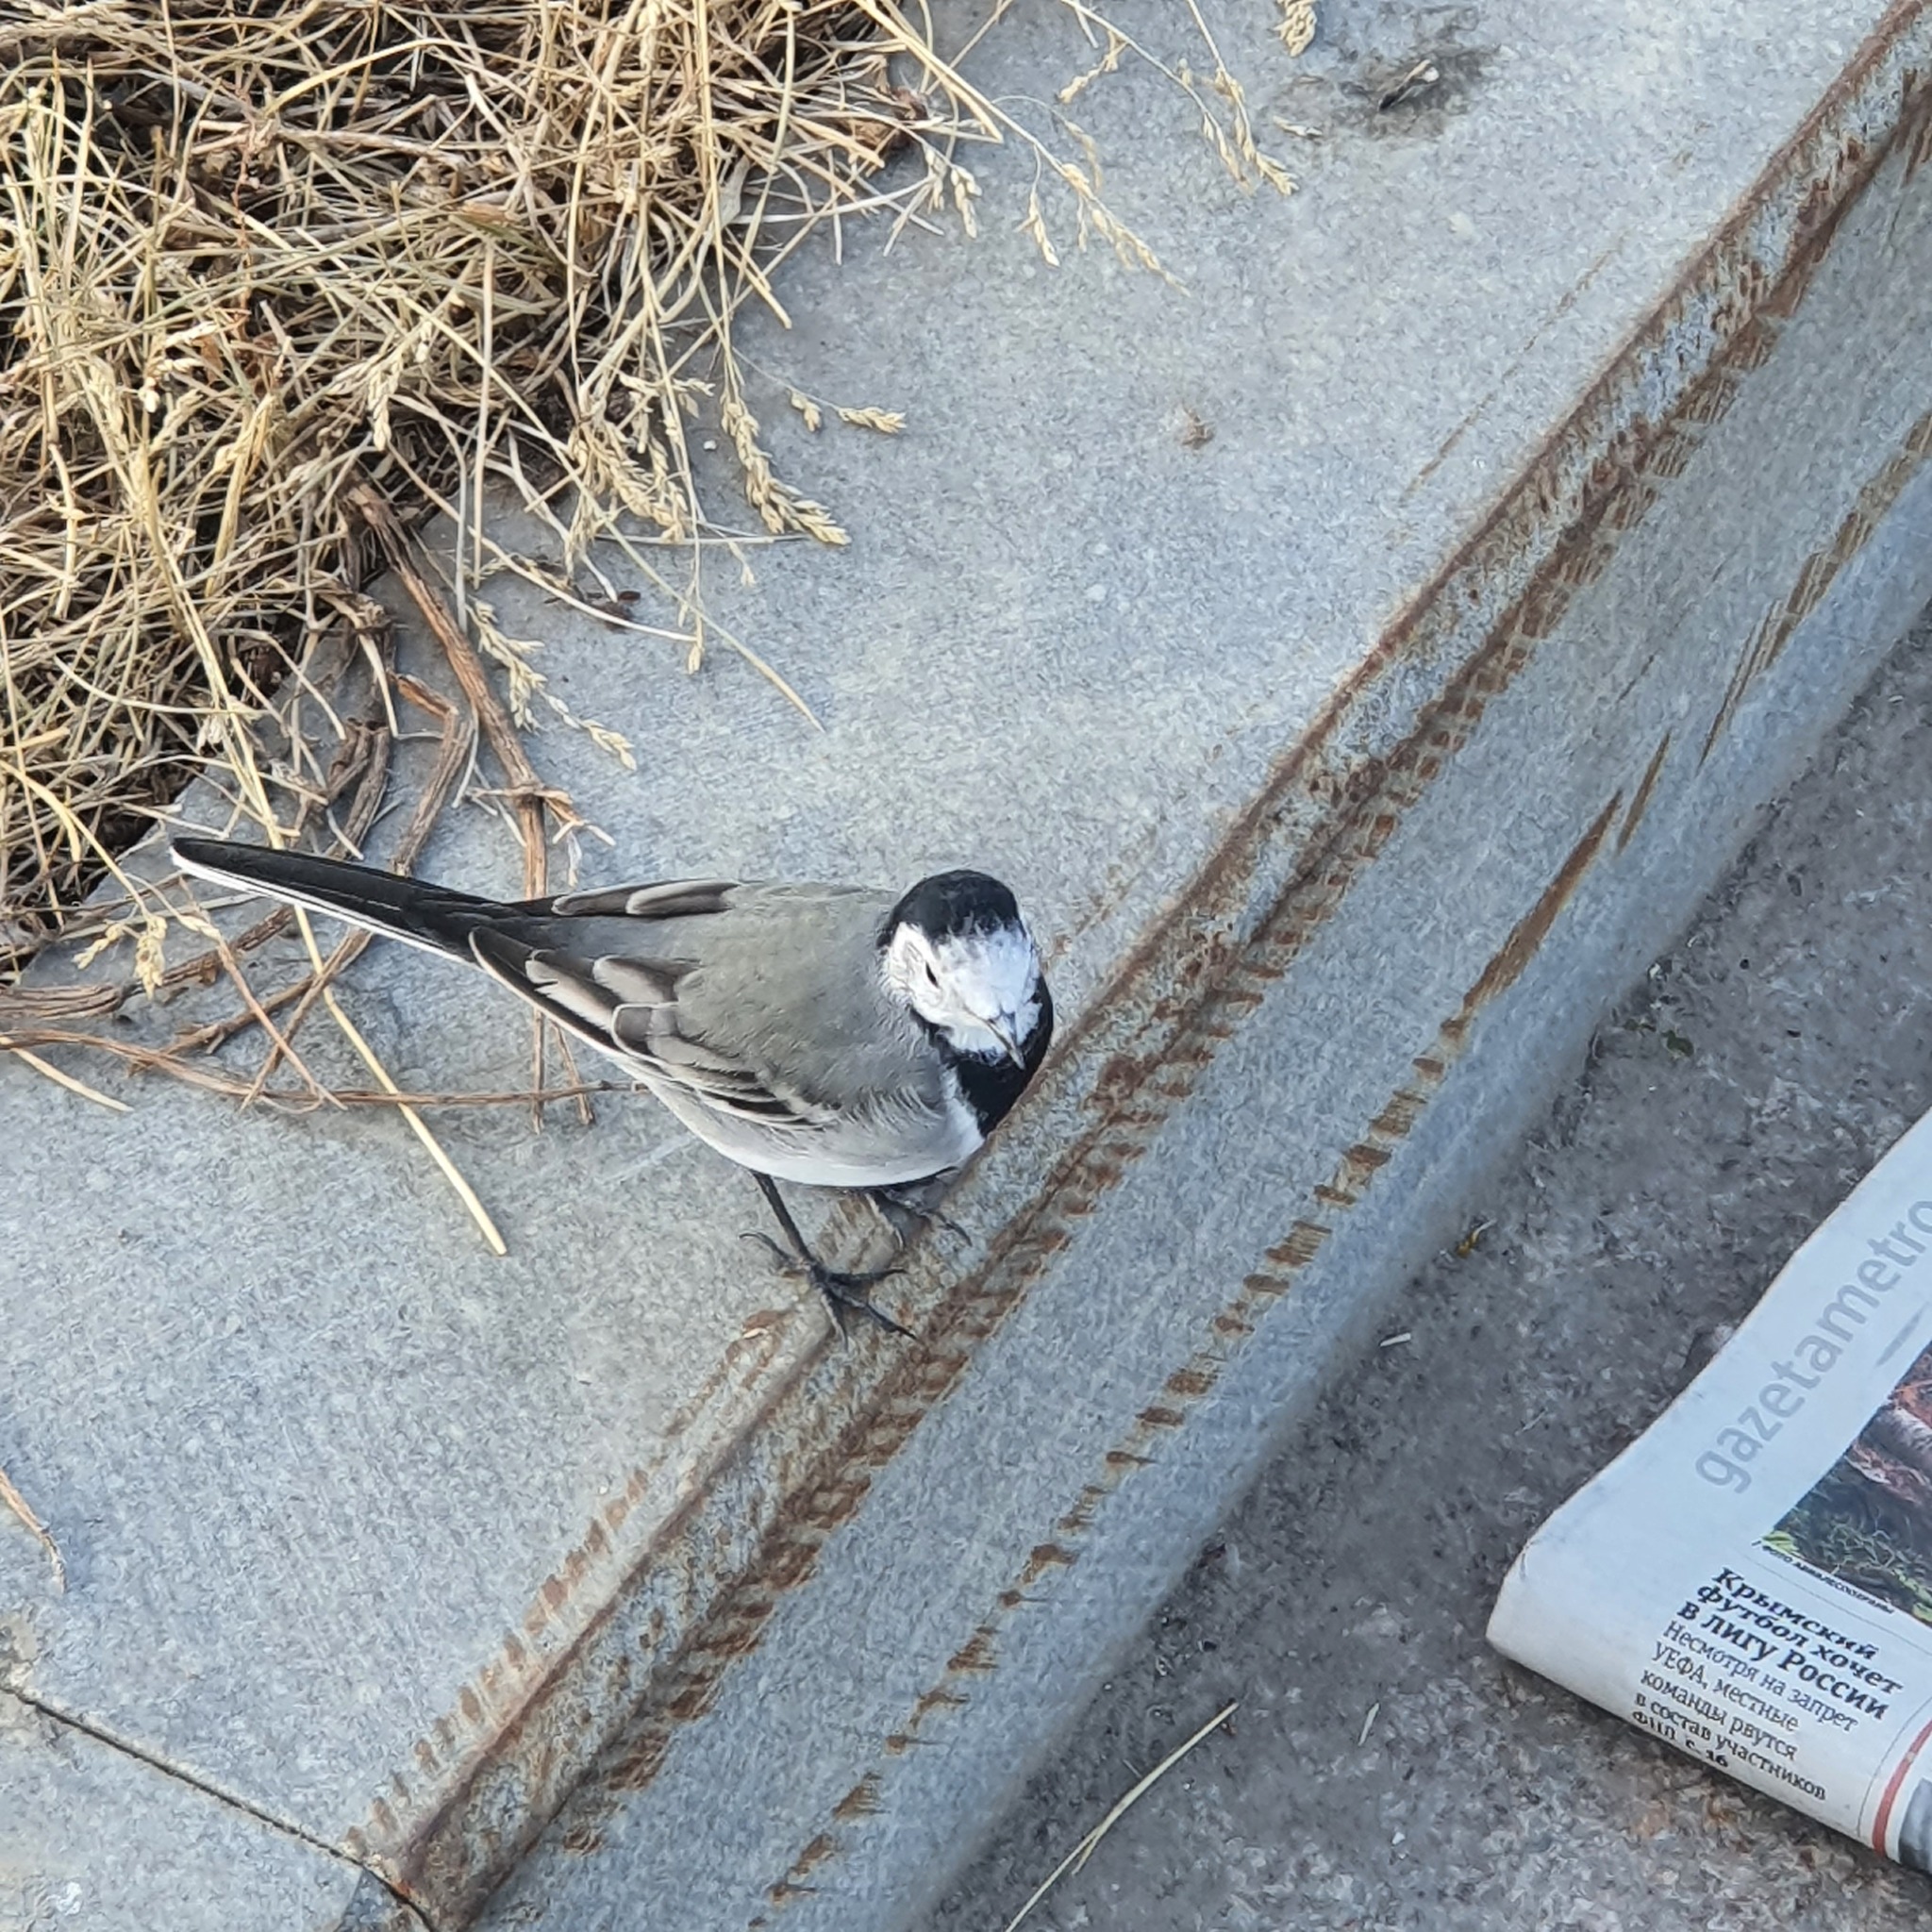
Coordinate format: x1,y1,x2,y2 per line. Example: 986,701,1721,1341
169,838,1053,1336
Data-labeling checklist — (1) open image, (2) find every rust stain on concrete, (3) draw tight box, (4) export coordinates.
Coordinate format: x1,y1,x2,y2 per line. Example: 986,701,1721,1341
1617,733,1673,856
1702,407,1932,761
831,1775,882,1823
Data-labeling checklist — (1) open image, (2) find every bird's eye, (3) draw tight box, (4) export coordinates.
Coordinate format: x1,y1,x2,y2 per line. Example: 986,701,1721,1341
922,959,940,988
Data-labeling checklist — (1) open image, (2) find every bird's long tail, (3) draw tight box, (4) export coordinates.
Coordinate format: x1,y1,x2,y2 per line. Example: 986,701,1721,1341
170,838,522,960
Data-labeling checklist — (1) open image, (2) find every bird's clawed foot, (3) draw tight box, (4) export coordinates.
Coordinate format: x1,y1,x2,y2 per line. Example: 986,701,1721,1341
747,1172,916,1341
741,1233,912,1340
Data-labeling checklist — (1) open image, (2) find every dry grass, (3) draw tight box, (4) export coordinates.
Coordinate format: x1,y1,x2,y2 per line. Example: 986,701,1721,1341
0,0,1293,1145
0,0,949,977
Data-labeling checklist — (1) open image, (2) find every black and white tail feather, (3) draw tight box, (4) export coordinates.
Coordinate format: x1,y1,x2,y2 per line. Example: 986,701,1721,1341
170,838,1053,1337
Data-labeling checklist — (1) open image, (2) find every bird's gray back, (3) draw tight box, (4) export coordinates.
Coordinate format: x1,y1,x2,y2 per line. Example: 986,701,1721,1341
509,882,942,1115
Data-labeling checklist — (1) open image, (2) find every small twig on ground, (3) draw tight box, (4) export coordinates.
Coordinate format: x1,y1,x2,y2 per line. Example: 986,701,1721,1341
0,1041,128,1113
0,1464,66,1591
320,985,508,1257
348,483,575,1130
1003,1700,1238,1932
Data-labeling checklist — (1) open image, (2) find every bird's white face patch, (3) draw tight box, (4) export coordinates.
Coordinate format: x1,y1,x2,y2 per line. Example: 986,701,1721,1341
887,921,1042,1064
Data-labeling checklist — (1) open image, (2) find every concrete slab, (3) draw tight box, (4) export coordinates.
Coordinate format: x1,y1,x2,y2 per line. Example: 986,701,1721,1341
933,608,1932,1932
5,0,1932,1924
0,1684,417,1932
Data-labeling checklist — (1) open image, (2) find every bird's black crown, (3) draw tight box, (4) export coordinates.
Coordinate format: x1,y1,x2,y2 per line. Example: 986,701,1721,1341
886,870,1023,944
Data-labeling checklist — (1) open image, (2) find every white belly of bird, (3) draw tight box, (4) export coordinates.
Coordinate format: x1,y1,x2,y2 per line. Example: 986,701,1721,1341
642,1076,985,1189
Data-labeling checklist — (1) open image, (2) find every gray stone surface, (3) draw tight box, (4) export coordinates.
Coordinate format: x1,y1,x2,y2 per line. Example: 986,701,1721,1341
4,0,1931,1924
0,1684,412,1932
933,608,1932,1932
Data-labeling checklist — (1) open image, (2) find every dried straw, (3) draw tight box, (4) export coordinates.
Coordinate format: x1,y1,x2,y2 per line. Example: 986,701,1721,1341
1002,1700,1240,1931
1,0,937,971
0,0,1292,1179
0,1459,65,1590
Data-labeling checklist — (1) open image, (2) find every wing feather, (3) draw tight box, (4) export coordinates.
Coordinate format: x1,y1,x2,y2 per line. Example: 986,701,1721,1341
469,926,830,1132
549,879,737,919
590,956,684,1005
522,951,620,1030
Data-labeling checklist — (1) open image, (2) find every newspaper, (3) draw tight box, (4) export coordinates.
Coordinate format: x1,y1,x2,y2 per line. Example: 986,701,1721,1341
1489,1105,1932,1868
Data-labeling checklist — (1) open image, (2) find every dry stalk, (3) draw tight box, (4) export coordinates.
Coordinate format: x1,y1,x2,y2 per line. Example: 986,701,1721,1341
1002,1700,1240,1932
0,1461,65,1591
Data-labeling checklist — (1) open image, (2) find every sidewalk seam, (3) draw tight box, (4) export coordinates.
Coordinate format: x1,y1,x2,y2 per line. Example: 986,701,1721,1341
2,1685,431,1930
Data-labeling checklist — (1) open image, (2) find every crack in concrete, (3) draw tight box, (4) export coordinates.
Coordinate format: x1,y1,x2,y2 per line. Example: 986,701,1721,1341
1,1684,432,1931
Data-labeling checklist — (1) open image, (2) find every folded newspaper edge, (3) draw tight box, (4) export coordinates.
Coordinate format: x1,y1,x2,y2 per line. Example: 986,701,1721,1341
1489,1104,1932,1869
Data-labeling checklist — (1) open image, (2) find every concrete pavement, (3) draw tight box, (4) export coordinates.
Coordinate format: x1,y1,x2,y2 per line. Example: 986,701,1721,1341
7,1,1932,1924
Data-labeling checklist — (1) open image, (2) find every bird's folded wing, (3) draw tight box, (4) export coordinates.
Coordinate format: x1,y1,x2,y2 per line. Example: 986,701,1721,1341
467,926,832,1130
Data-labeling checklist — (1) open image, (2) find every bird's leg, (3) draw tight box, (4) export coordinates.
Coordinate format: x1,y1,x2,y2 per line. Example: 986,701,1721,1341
866,1183,968,1247
746,1173,913,1341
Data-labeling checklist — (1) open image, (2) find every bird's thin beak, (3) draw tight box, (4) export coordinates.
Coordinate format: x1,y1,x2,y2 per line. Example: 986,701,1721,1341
989,1017,1025,1068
